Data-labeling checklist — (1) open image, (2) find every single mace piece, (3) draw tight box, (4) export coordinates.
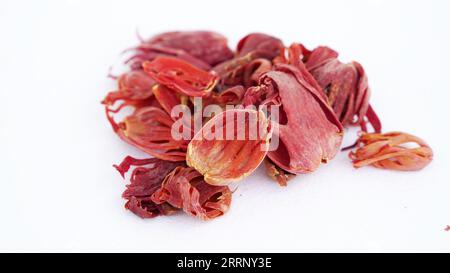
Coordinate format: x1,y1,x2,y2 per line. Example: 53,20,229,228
350,132,433,171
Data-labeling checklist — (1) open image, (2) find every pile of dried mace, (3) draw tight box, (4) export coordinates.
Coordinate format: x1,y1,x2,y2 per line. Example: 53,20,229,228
103,31,433,220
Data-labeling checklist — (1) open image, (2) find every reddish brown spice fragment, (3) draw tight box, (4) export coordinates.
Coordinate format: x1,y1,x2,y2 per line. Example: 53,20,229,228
115,156,183,218
127,44,212,71
445,226,450,232
210,85,246,105
151,84,184,115
142,31,234,67
303,46,381,133
212,33,281,90
237,33,283,59
187,109,272,185
126,31,233,71
350,132,433,171
102,70,155,106
244,62,343,175
143,57,219,97
106,106,188,162
103,31,433,221
264,159,295,187
152,166,232,220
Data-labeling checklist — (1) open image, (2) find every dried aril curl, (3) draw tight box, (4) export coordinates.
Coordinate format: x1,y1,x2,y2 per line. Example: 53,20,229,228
151,166,232,220
264,159,295,187
107,106,188,162
143,57,218,97
187,109,272,186
125,31,234,71
115,156,184,218
350,132,433,171
303,46,381,134
244,63,343,175
102,70,155,106
138,31,233,67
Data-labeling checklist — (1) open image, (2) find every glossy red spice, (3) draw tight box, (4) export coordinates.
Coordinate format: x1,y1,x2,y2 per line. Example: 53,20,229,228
236,33,283,59
187,109,272,185
244,64,343,174
102,70,155,106
213,33,281,90
350,132,433,171
303,46,381,133
141,31,234,67
143,57,219,97
115,157,230,220
152,166,232,220
107,106,188,162
114,156,183,218
264,159,295,187
126,31,233,71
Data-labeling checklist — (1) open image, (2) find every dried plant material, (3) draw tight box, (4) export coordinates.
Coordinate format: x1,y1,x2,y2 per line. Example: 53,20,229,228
236,33,283,59
126,31,234,71
103,31,433,221
264,159,295,187
151,84,185,115
102,70,155,106
303,46,381,133
115,156,184,218
244,63,343,174
152,166,232,220
210,85,246,105
143,57,219,97
213,33,281,90
107,106,188,162
350,132,433,171
187,109,272,185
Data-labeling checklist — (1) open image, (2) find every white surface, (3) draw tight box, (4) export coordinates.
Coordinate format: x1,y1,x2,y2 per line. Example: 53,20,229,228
1,0,449,252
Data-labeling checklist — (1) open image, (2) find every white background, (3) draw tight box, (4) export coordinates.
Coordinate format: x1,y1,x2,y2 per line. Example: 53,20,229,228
1,0,449,252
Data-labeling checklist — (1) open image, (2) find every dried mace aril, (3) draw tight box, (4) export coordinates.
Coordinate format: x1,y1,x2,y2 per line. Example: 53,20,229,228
109,106,188,162
152,166,232,220
143,57,219,97
303,45,381,134
114,156,184,218
264,159,295,187
244,62,344,175
187,109,272,185
350,132,433,171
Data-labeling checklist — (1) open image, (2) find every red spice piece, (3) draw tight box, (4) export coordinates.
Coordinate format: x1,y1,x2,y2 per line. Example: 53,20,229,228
244,64,343,174
303,46,381,133
143,31,234,66
127,44,212,71
151,166,232,220
115,156,184,218
212,53,262,88
143,57,219,97
264,159,295,187
350,132,433,171
102,70,155,106
151,84,186,115
107,106,188,162
126,31,234,71
187,109,272,185
236,33,283,59
445,226,450,232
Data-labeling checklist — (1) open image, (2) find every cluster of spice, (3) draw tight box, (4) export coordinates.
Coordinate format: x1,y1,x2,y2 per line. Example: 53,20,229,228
102,31,433,220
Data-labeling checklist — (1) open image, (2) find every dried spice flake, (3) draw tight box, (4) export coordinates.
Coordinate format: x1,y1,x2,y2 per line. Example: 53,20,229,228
350,132,433,171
